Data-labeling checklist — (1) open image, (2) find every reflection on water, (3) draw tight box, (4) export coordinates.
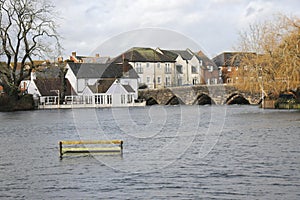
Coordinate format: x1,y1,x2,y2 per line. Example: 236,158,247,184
0,106,299,199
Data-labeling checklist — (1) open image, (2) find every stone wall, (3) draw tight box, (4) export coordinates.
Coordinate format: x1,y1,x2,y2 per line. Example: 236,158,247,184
139,85,261,105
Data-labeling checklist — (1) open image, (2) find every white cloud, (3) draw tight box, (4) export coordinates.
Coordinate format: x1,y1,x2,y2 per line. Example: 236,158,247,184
53,0,300,58
238,1,274,28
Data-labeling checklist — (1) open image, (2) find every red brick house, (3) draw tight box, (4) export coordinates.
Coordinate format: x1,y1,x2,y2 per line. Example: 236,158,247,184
196,51,220,84
212,52,243,84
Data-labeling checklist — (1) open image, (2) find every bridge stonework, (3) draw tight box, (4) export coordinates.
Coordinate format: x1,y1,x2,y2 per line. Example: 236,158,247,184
138,85,261,105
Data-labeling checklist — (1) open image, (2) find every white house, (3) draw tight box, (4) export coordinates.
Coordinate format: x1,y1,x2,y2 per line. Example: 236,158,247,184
157,48,205,86
107,80,135,106
63,61,142,107
20,71,73,105
112,47,218,89
65,61,139,99
19,61,141,108
111,47,176,89
80,79,135,107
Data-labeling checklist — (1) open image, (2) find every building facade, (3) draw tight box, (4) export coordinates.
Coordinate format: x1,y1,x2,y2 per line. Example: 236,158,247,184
213,52,244,84
159,48,219,86
112,47,176,89
113,47,219,89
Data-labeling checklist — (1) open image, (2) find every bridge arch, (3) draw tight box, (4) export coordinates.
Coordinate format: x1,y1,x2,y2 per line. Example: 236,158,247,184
146,97,159,105
166,95,184,105
194,93,215,105
226,93,250,105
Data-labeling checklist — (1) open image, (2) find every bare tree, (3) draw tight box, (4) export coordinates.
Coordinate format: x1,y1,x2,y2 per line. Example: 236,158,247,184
235,14,300,97
0,0,60,99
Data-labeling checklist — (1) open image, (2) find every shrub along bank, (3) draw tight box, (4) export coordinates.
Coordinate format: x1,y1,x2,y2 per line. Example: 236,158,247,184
0,94,34,112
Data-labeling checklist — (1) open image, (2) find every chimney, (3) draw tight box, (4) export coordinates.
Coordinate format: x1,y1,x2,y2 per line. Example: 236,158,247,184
58,56,63,63
123,58,130,77
95,53,100,58
72,51,76,57
31,70,36,81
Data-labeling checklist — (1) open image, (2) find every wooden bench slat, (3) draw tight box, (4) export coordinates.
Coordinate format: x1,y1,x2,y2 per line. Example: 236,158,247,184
60,140,122,145
62,147,121,153
59,140,123,158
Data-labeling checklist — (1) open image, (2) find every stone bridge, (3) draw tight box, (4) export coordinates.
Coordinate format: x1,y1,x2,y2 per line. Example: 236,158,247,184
138,85,262,105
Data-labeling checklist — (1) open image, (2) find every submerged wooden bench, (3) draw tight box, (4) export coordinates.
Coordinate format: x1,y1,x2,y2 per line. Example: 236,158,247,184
59,140,123,158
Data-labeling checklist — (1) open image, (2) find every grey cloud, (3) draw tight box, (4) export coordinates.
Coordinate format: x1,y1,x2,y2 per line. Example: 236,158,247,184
246,7,255,17
52,0,300,58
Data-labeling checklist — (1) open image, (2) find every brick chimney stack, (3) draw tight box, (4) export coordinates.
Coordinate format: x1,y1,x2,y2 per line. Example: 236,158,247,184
57,56,63,63
123,58,129,77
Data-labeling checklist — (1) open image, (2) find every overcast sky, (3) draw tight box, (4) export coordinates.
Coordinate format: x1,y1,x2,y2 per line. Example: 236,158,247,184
53,0,300,58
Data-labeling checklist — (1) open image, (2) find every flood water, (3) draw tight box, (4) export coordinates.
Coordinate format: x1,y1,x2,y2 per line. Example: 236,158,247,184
0,105,299,199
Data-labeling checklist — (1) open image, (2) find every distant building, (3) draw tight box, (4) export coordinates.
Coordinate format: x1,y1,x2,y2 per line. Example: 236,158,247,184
112,47,219,89
69,51,110,64
196,51,219,85
112,47,176,89
158,48,219,86
157,48,203,86
213,52,247,84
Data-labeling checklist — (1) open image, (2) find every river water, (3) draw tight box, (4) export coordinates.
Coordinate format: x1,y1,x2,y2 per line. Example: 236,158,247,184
0,105,299,199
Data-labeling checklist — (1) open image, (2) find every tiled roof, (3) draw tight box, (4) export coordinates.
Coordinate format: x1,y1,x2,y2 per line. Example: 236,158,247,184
35,66,63,79
77,63,107,78
67,62,139,79
82,57,110,64
105,62,139,79
88,80,135,94
112,47,175,63
34,78,73,96
159,50,178,61
67,63,82,76
196,51,218,69
123,84,135,93
88,79,115,93
212,52,255,67
168,50,193,60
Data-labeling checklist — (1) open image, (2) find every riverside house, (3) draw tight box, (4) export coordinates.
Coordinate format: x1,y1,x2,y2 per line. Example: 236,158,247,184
112,47,219,89
196,51,219,85
64,60,141,107
112,47,176,89
20,66,74,107
21,76,73,106
20,60,142,108
157,48,219,85
212,52,255,84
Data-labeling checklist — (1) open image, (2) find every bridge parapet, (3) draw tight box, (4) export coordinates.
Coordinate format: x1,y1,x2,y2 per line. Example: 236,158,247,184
139,84,260,105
